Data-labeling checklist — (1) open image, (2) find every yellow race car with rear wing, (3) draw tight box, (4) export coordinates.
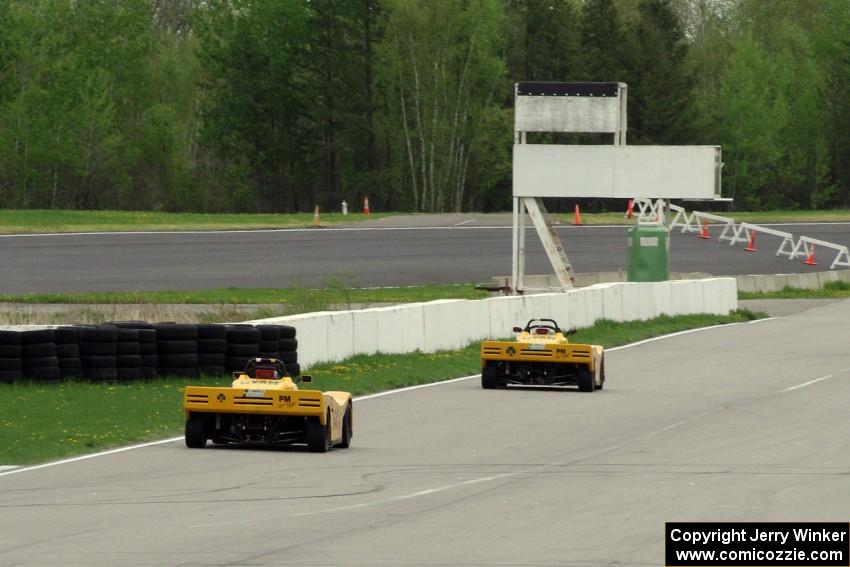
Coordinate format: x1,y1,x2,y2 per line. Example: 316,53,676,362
183,358,352,452
480,318,604,392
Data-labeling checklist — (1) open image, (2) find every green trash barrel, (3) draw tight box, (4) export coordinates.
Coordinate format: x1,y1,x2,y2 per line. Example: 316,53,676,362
627,224,669,282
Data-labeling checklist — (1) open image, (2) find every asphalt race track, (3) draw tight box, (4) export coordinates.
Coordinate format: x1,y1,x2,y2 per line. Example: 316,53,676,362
1,217,849,293
2,299,849,566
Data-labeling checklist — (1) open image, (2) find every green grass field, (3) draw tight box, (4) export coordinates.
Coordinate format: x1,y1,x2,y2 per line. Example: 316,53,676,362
0,208,390,234
739,280,850,299
1,282,488,306
0,310,762,466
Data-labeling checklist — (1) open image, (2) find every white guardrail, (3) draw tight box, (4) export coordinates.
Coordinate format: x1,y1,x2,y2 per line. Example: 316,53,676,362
247,279,738,369
656,200,850,270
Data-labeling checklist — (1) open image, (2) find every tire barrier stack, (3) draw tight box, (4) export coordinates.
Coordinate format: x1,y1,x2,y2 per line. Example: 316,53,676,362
0,322,297,384
0,330,23,383
22,329,61,381
197,324,227,377
56,327,82,380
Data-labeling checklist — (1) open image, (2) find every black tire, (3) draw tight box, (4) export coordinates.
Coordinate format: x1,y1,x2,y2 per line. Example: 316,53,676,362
77,326,118,342
278,326,296,339
81,355,118,368
481,362,500,389
157,340,197,355
226,327,260,343
0,331,22,345
254,325,281,341
105,320,152,329
198,353,226,366
22,342,56,357
117,355,143,368
137,329,156,343
197,324,226,339
139,342,157,355
117,342,140,355
141,354,158,367
56,343,80,358
141,367,157,379
60,367,83,380
54,327,79,343
577,366,594,392
117,367,143,381
59,358,82,369
24,366,61,381
227,343,260,357
335,405,353,449
115,328,139,341
306,417,329,453
21,329,55,344
0,358,22,371
152,324,198,341
79,341,117,356
0,370,23,382
226,356,252,372
185,415,207,448
0,345,22,357
278,351,297,364
595,356,605,390
259,340,279,352
278,338,298,351
23,356,59,369
159,353,198,367
197,339,227,353
286,362,300,377
83,367,118,381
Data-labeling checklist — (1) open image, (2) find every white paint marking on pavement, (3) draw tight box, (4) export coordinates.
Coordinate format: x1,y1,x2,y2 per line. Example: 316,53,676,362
780,374,834,393
0,318,773,478
453,219,474,226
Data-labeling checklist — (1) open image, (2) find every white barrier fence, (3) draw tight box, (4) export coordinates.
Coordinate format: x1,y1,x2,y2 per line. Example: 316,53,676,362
248,279,738,369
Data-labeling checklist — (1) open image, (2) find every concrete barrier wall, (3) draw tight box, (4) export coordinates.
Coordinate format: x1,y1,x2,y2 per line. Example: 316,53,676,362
247,278,738,369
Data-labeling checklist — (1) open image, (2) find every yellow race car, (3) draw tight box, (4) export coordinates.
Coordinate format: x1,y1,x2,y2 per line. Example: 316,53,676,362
182,358,352,452
480,318,604,391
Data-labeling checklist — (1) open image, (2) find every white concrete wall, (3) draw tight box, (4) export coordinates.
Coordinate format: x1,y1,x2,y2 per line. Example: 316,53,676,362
247,278,738,369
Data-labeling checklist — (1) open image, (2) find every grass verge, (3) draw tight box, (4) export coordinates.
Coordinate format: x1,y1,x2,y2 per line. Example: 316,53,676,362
0,282,488,306
0,209,391,234
0,310,762,466
738,280,850,299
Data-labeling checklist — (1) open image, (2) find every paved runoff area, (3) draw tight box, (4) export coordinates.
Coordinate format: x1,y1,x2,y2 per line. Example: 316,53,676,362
2,298,849,565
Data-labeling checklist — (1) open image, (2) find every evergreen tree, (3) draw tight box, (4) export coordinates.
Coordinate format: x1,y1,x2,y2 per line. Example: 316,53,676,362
624,0,694,144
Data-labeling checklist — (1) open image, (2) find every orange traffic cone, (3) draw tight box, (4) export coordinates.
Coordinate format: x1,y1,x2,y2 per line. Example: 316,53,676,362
625,199,634,219
573,204,582,226
804,244,817,265
312,204,320,227
363,196,370,216
698,219,710,239
745,229,757,252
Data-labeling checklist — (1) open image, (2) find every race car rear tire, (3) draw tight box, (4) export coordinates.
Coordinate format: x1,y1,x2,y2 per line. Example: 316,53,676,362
595,356,605,390
335,405,352,449
185,415,207,448
577,366,594,392
306,418,329,453
481,363,500,389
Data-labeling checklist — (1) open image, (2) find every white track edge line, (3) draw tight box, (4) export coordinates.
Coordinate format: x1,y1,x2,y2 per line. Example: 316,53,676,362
0,317,772,478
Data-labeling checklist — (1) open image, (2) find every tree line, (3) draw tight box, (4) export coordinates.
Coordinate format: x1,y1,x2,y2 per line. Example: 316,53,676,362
0,0,847,213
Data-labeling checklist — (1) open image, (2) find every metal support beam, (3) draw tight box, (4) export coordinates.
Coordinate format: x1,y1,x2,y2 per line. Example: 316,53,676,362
511,197,576,292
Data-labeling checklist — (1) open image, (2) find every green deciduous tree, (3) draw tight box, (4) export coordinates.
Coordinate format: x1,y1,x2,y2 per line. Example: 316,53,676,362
377,0,508,212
